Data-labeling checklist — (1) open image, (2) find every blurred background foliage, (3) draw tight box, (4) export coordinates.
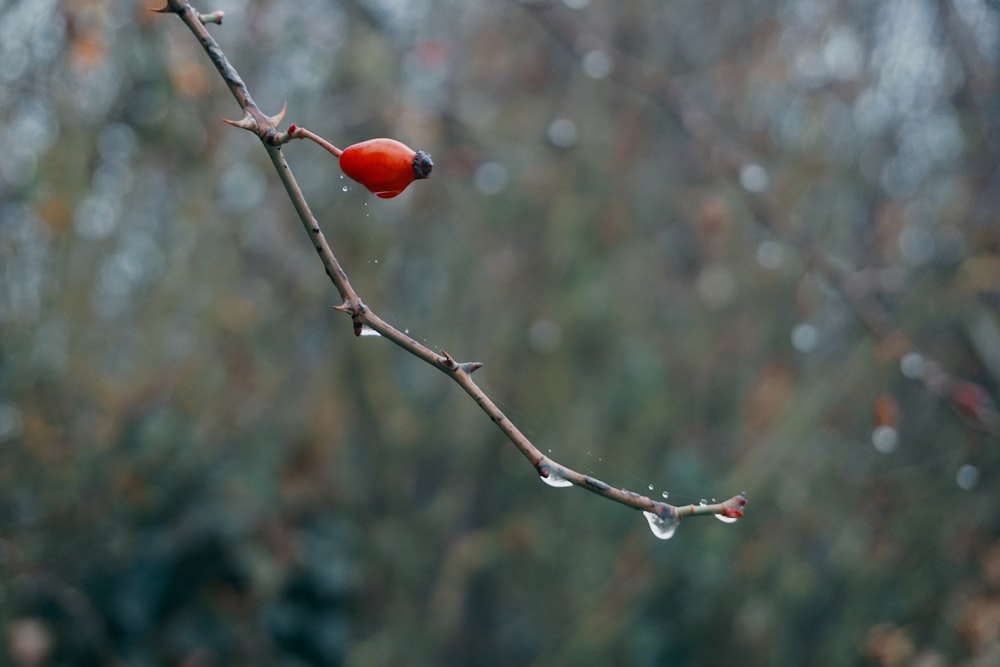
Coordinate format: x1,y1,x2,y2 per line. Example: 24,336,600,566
1,0,999,665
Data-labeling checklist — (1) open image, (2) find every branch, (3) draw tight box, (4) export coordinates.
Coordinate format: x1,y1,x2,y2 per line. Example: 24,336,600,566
156,0,747,538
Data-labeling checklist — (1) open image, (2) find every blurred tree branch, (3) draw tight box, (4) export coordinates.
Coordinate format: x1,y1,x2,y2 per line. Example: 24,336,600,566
156,0,746,538
516,0,999,437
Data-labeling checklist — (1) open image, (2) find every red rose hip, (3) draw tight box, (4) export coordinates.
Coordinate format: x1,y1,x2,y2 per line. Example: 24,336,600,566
338,138,433,199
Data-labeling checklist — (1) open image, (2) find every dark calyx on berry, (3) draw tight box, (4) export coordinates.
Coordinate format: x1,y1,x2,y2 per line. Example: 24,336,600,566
412,151,434,180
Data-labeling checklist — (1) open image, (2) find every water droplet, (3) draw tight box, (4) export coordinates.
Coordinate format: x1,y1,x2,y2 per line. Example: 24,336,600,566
898,224,935,266
956,464,979,491
739,163,769,192
581,50,613,79
661,491,669,499
699,499,707,506
358,325,381,337
546,118,578,148
871,425,898,453
473,161,509,195
342,185,349,192
755,240,785,270
648,484,655,491
403,328,410,334
643,511,680,540
900,352,925,379
696,264,736,308
714,513,740,524
540,468,573,488
791,323,819,353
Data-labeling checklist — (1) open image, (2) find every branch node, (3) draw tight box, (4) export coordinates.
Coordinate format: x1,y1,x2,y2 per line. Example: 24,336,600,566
718,494,748,520
460,361,484,375
198,10,224,24
439,350,458,370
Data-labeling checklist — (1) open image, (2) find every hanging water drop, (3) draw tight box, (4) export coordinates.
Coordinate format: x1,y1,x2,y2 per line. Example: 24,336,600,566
539,465,573,488
714,513,739,524
643,511,680,540
358,325,381,337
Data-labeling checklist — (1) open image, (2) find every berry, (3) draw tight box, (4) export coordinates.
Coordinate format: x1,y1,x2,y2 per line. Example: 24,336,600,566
338,138,433,199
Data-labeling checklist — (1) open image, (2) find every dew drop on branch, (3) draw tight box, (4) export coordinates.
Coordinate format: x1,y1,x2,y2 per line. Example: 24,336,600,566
358,325,381,337
643,511,680,540
714,513,739,524
539,468,573,488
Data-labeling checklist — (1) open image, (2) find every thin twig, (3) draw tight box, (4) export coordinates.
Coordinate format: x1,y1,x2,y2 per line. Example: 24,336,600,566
158,0,747,535
287,125,343,157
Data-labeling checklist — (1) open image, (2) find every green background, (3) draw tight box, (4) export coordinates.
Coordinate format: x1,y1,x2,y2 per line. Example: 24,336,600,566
2,1,998,665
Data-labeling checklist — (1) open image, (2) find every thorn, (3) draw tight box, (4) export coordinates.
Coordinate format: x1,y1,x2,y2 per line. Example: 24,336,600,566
266,102,287,128
461,361,483,374
221,110,257,132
